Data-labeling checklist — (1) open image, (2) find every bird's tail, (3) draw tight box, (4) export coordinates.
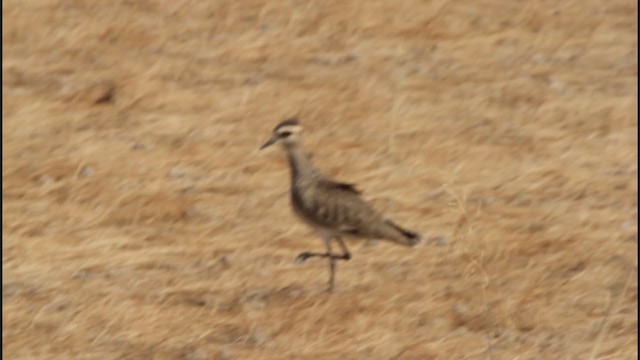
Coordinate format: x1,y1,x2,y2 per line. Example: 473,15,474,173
382,220,421,247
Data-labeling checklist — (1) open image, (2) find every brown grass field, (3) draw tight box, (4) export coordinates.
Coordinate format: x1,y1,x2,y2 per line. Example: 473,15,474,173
3,0,638,359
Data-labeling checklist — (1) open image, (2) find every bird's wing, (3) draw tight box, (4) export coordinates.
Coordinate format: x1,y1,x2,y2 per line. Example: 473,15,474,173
312,179,383,233
321,179,362,195
306,179,417,243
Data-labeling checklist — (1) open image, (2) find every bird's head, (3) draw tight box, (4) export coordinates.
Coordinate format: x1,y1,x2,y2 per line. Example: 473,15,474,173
260,118,303,150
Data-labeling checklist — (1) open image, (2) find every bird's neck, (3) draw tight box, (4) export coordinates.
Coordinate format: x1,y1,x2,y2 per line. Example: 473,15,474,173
284,143,321,182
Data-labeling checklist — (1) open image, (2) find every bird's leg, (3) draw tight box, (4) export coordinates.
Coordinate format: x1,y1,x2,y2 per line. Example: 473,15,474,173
295,235,351,263
335,236,352,261
324,235,336,293
295,251,329,262
294,234,350,293
294,252,349,262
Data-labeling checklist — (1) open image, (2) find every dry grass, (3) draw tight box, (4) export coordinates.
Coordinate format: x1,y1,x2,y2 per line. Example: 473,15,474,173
3,0,638,359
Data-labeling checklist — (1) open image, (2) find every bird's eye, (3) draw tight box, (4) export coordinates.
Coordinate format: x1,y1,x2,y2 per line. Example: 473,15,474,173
280,131,292,138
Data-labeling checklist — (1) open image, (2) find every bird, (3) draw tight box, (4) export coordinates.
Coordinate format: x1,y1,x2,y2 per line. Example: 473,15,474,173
260,118,421,293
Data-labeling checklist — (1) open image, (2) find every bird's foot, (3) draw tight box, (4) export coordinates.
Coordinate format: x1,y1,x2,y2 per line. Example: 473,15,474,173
295,252,350,263
295,252,315,263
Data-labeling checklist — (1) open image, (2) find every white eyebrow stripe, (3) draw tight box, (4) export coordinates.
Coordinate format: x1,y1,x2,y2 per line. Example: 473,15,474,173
277,125,302,134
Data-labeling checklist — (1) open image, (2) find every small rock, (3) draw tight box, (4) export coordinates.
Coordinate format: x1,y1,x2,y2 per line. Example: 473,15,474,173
527,222,545,233
38,175,54,187
343,52,359,62
245,300,266,310
94,91,114,104
452,303,470,316
286,286,303,298
243,76,262,85
132,141,146,150
3,283,26,299
185,298,208,307
73,269,95,280
431,236,449,246
91,82,116,104
250,329,271,346
169,167,187,178
473,197,495,206
188,348,208,360
216,349,233,360
622,220,637,230
616,59,634,70
243,288,270,309
531,54,547,63
79,166,95,178
50,298,71,311
550,79,569,94
217,301,237,311
219,255,231,269
181,186,197,195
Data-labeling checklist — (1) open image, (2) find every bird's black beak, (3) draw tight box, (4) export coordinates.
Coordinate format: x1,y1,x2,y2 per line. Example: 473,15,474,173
260,135,277,150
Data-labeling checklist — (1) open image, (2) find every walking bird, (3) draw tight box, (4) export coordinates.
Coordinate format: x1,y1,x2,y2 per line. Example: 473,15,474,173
260,118,421,292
